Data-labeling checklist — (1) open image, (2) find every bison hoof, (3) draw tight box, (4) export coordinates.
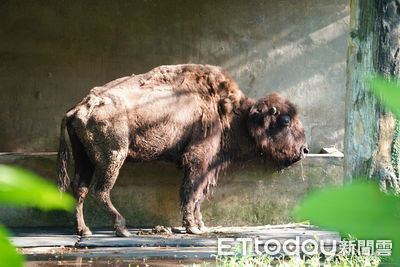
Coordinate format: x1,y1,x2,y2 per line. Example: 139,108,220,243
186,226,204,235
115,227,131,237
75,228,92,236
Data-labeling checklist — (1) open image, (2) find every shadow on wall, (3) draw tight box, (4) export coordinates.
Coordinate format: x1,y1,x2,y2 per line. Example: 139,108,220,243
0,0,349,153
219,11,349,153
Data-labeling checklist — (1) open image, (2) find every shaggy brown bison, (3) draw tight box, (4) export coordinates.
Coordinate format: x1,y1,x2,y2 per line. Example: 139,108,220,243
57,64,308,237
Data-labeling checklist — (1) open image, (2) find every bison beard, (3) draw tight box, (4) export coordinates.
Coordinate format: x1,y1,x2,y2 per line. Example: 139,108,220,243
57,64,308,237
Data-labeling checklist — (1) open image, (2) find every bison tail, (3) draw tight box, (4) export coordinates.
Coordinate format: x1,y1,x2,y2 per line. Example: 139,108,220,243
57,115,71,192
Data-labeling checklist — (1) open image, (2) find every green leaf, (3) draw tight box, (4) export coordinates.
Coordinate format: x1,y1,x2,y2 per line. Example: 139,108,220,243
368,75,400,119
293,181,400,260
0,224,24,267
0,165,75,211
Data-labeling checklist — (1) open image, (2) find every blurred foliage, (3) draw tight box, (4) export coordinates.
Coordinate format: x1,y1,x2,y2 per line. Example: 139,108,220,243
294,181,400,260
368,75,400,119
0,165,74,210
0,225,24,267
294,75,400,262
0,165,75,266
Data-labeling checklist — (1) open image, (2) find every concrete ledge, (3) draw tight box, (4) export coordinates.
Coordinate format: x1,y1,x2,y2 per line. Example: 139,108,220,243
12,236,79,248
0,153,343,228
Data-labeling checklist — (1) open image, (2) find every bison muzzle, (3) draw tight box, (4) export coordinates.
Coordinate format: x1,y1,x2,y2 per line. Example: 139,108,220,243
57,64,308,237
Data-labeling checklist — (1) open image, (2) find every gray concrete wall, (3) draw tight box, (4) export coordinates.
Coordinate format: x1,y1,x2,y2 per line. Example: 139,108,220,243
0,0,349,153
0,154,343,228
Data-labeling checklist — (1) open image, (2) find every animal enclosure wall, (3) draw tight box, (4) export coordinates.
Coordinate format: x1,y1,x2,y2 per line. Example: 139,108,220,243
0,0,349,153
0,154,343,227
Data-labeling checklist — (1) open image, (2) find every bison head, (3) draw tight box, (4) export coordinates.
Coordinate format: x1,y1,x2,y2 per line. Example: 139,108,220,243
248,92,308,167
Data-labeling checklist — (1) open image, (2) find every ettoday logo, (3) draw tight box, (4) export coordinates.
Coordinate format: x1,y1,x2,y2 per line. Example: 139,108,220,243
217,237,392,257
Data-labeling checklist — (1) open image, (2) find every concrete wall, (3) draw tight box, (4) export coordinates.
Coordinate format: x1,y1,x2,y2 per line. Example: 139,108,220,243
0,0,349,153
0,154,343,228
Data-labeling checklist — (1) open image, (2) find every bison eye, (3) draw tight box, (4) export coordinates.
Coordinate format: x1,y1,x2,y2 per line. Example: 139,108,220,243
269,107,277,115
278,115,291,127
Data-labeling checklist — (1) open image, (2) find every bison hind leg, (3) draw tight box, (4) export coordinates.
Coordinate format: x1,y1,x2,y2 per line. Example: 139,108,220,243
67,125,94,236
89,149,130,237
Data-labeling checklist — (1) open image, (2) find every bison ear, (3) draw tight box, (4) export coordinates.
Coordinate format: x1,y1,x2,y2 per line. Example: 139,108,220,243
250,100,275,116
249,103,268,126
249,104,260,115
249,102,268,115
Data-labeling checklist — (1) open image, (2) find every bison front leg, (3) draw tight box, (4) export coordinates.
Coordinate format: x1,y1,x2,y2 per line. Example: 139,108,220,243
181,170,215,234
180,174,202,235
194,196,208,233
180,143,219,234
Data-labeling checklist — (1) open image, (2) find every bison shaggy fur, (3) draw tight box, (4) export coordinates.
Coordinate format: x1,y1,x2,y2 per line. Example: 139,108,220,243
57,64,308,237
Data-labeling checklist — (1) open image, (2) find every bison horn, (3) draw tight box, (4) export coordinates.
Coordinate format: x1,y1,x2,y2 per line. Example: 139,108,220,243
270,107,277,115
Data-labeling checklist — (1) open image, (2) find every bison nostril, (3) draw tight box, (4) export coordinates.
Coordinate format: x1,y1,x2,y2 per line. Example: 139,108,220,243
302,146,309,154
278,115,291,127
283,117,290,126
284,119,290,126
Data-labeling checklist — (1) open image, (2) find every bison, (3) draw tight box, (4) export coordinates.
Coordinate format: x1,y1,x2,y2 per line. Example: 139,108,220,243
57,64,308,237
